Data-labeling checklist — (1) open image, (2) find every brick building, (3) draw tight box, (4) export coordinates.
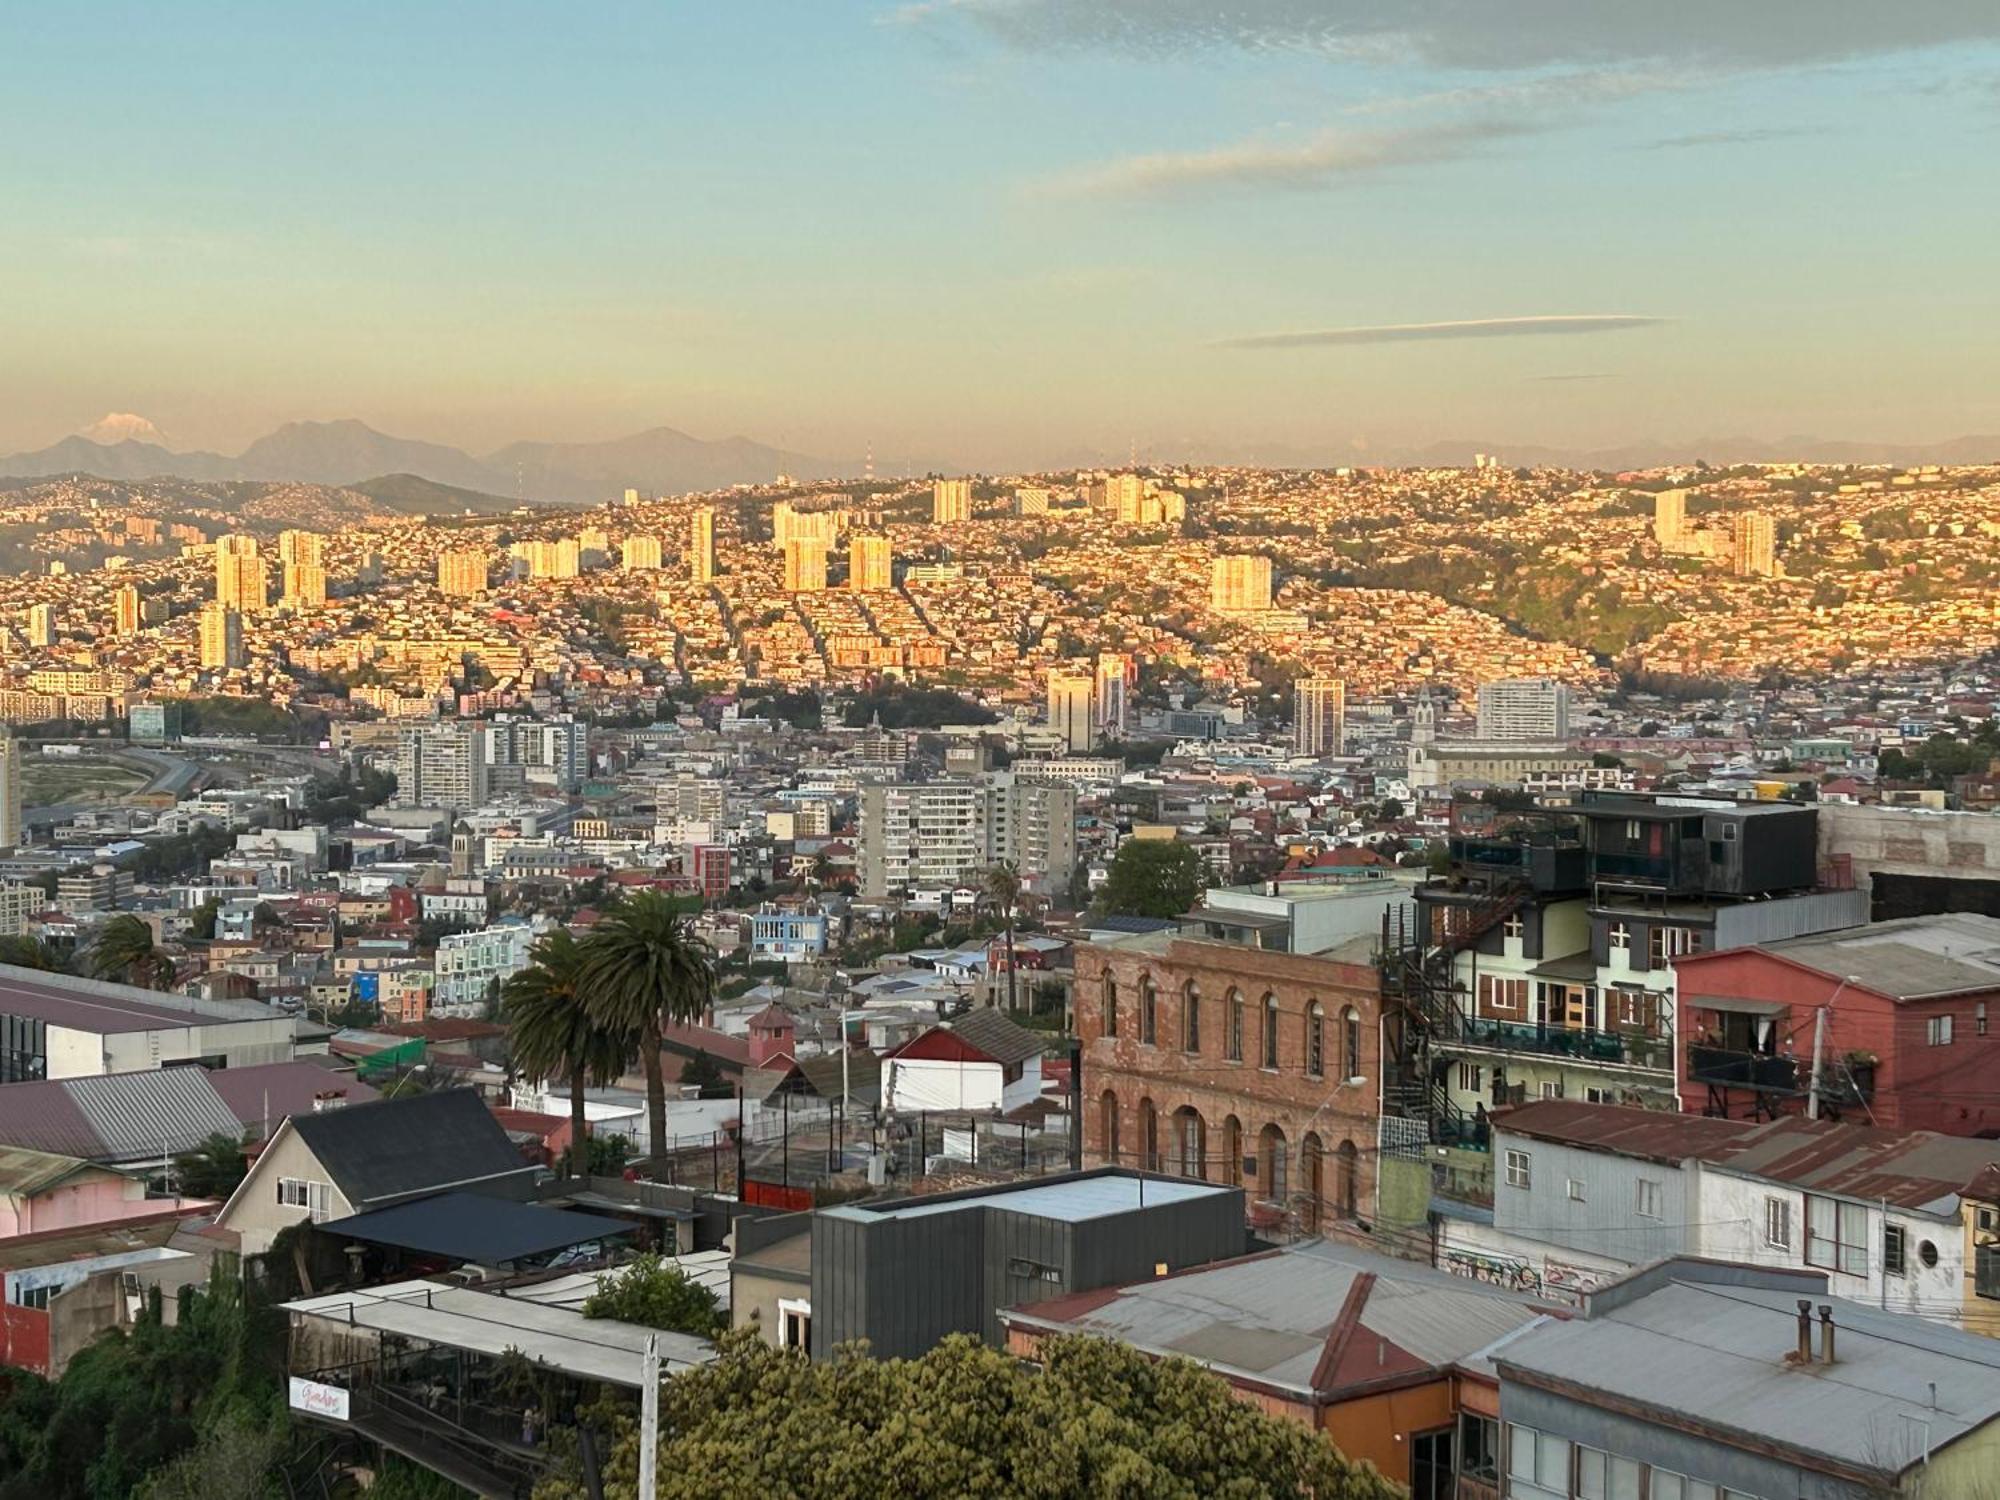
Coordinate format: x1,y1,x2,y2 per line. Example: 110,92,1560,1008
1077,932,1381,1237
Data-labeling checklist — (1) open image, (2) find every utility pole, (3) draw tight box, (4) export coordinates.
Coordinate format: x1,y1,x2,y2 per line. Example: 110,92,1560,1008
1806,1004,1829,1121
638,1334,659,1500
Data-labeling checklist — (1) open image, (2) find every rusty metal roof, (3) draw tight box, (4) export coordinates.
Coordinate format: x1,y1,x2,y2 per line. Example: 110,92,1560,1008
1497,1100,2000,1211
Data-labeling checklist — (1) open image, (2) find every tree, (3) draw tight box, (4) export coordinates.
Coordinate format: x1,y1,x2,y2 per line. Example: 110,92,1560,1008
979,861,1023,1012
86,914,175,990
1377,798,1405,822
1097,840,1206,920
581,891,718,1166
580,1253,725,1338
172,1132,248,1200
186,899,221,942
504,929,632,1180
0,935,70,973
535,1330,1397,1500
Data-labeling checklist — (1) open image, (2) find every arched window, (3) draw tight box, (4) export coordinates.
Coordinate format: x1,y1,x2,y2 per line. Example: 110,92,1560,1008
1343,1007,1362,1080
1182,982,1200,1053
1337,1139,1360,1219
1139,1097,1159,1173
1220,1115,1243,1185
1262,994,1280,1069
1301,1133,1325,1233
1098,1091,1120,1166
1306,1002,1325,1078
1140,976,1158,1046
1101,971,1118,1038
1259,1123,1288,1204
1226,991,1244,1061
1173,1107,1205,1179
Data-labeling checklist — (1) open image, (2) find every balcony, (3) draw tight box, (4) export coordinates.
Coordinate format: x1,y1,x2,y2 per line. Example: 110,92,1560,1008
1687,1045,1799,1092
1454,1017,1672,1072
1447,837,1587,894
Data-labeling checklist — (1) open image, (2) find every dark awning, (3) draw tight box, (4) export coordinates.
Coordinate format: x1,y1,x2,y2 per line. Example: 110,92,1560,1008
318,1190,636,1264
1685,994,1789,1017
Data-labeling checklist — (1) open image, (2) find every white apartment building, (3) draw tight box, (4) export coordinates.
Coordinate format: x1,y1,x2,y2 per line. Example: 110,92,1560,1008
858,774,1076,898
432,922,541,1015
1475,677,1572,741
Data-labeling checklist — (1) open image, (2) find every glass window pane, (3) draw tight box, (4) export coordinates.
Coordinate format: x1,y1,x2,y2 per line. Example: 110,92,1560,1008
1577,1446,1606,1500
1509,1424,1537,1481
1536,1433,1571,1489
1653,1473,1685,1500
1610,1456,1641,1500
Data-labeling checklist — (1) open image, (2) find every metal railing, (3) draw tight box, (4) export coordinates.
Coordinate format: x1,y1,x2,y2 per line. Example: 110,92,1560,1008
1455,1017,1672,1071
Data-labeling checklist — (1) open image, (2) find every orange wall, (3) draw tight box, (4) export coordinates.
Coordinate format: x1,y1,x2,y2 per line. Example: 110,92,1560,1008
1323,1380,1455,1487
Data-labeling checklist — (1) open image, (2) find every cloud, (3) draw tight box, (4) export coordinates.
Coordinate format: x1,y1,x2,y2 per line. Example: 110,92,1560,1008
1033,118,1535,199
1647,126,1812,148
1214,316,1669,349
889,1,2000,71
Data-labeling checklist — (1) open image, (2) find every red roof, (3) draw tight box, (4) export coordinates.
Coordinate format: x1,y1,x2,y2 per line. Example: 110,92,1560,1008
882,1029,996,1065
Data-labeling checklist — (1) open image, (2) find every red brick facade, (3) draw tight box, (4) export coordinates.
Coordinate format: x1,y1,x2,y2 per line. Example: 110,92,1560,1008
1077,937,1382,1235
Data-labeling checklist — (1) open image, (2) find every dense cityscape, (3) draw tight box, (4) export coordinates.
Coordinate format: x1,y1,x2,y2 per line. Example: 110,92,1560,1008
11,0,2000,1496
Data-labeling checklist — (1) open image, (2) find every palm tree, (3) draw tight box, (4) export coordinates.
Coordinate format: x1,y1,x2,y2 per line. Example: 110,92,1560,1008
86,914,174,990
980,861,1024,1012
580,891,716,1164
503,930,632,1179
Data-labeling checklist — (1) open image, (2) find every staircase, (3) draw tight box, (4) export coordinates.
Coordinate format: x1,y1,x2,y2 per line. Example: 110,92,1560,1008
1379,879,1530,1144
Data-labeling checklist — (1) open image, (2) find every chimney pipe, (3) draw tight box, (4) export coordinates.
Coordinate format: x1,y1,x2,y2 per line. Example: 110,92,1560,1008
1819,1305,1837,1365
1793,1299,1813,1364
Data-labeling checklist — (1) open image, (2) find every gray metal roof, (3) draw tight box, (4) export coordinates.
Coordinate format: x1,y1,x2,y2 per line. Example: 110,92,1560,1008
284,1279,715,1387
65,1069,241,1162
1757,913,2000,1000
1498,1278,2000,1477
833,1173,1229,1224
1002,1238,1547,1397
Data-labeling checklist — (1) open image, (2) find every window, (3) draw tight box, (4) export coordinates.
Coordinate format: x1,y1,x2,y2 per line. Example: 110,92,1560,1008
1765,1197,1793,1251
1306,1002,1324,1078
1503,914,1525,942
1929,1014,1954,1046
1652,1472,1723,1500
1344,1008,1362,1079
1456,1414,1499,1484
278,1177,310,1208
1262,994,1280,1069
1140,979,1157,1045
1920,1239,1939,1269
1478,974,1527,1013
1101,973,1118,1037
1609,921,1630,953
1584,1086,1611,1104
1885,1223,1907,1277
1635,1178,1663,1219
1567,1177,1587,1203
1980,1002,1989,1037
778,1297,812,1353
9,1284,51,1310
1625,819,1642,840
1648,925,1703,968
1456,1062,1482,1094
1505,1149,1532,1189
1507,1424,1570,1499
1226,991,1244,1062
1806,1195,1870,1277
1182,984,1200,1053
1576,1446,1641,1500
1540,1080,1564,1100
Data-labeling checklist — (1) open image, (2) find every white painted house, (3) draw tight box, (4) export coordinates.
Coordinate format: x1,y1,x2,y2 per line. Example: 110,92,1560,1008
881,1008,1045,1116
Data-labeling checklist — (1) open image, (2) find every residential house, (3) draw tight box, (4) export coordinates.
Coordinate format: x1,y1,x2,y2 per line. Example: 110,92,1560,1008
1000,1238,1549,1495
1495,1258,2000,1500
881,1008,1046,1116
1676,912,2000,1133
216,1088,541,1255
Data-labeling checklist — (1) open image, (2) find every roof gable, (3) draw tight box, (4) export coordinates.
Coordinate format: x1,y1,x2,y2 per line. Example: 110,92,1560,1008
289,1089,531,1207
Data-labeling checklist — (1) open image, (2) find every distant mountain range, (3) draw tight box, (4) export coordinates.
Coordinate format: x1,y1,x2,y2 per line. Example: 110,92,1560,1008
4,416,1997,501
0,418,827,504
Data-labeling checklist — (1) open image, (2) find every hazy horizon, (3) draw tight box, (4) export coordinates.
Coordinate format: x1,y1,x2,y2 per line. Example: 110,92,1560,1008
6,3,1999,465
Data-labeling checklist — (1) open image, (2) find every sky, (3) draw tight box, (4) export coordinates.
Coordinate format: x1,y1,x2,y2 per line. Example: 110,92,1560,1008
3,2,1999,468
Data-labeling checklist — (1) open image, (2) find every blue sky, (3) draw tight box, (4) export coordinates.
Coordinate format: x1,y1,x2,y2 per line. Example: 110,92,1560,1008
3,1,1998,465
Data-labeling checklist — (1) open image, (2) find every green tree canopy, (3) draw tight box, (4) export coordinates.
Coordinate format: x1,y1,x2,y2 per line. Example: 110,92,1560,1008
535,1330,1395,1500
1097,839,1206,920
580,1253,726,1338
172,1132,248,1200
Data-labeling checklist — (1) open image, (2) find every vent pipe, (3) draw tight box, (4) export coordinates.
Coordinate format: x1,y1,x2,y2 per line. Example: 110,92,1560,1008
1818,1305,1837,1364
1793,1299,1813,1364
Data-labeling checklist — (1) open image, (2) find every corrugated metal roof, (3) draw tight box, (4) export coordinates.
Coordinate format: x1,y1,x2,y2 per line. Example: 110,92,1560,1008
1756,912,2000,1000
1498,1102,2000,1211
0,1144,97,1197
1499,1279,2000,1476
65,1069,240,1162
1004,1239,1548,1398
